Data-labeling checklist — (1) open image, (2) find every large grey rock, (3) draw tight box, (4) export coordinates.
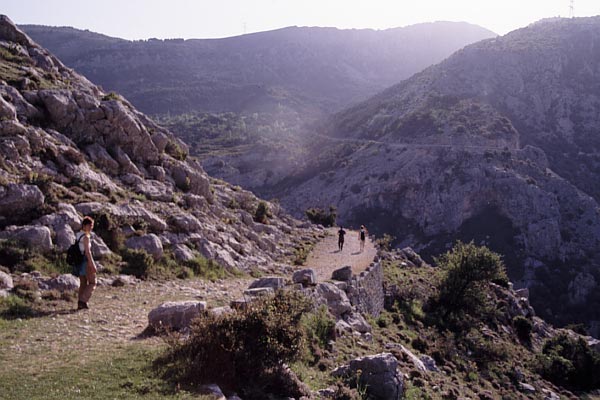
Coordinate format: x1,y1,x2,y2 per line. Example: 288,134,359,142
198,384,226,400
316,282,352,318
292,268,317,286
0,94,16,120
38,274,80,291
173,244,195,262
0,184,44,219
169,213,202,233
0,271,13,290
148,301,207,331
332,353,403,400
398,247,426,267
0,15,35,47
331,265,353,281
126,234,163,259
244,287,275,297
91,235,113,259
343,312,372,333
248,276,285,290
0,225,53,252
54,225,75,252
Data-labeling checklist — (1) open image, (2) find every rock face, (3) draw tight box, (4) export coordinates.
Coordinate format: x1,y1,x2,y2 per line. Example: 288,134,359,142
0,271,13,290
279,18,600,330
125,234,164,259
292,268,317,286
0,225,53,252
148,301,207,331
316,282,352,318
332,353,404,400
0,15,318,277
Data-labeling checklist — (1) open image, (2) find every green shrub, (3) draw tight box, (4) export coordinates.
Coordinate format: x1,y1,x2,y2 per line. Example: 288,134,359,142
0,295,35,319
254,201,271,224
102,91,120,101
512,316,533,343
305,206,337,227
375,233,396,251
302,305,336,349
120,248,155,279
157,291,312,398
435,241,507,323
536,333,600,390
185,257,227,281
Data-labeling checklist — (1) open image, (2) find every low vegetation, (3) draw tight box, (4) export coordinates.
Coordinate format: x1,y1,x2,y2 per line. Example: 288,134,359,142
305,206,337,227
156,291,313,399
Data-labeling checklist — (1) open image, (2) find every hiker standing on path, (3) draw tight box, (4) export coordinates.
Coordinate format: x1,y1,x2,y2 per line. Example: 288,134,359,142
76,216,97,310
359,225,368,253
337,226,347,251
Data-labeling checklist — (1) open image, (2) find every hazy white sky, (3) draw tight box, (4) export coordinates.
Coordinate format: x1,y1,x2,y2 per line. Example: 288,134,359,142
3,0,599,39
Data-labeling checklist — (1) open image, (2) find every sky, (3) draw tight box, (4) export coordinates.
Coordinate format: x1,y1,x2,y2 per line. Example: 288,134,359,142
2,0,599,39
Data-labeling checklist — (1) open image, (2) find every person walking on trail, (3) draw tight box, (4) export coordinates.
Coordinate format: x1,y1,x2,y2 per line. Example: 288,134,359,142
76,216,97,310
359,225,368,253
337,226,347,251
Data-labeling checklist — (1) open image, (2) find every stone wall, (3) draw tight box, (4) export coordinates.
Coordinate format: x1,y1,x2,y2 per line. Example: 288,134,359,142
346,261,384,317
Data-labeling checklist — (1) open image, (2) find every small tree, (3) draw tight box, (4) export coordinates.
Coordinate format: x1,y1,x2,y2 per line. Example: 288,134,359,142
435,241,507,320
305,206,337,227
254,201,271,224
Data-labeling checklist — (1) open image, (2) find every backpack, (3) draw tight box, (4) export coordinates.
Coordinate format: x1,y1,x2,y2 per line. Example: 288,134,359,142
66,234,85,274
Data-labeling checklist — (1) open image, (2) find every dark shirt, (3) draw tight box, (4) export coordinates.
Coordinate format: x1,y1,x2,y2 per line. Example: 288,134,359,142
338,229,346,241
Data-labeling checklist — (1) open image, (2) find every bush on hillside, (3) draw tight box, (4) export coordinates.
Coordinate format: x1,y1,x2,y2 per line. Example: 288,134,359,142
434,241,507,324
120,248,155,279
156,291,312,398
512,315,533,343
536,333,600,391
254,201,271,224
305,206,337,227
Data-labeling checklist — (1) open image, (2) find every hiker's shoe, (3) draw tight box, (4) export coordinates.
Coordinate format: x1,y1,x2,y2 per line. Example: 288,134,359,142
77,301,89,310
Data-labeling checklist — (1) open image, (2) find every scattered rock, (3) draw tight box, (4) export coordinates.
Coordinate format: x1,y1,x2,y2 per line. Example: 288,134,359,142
0,289,9,298
316,282,352,318
210,306,233,317
515,288,529,299
125,234,164,259
332,353,403,400
111,275,139,287
519,382,536,394
244,287,274,297
419,355,439,372
343,312,372,333
385,343,427,372
248,276,285,290
198,384,226,400
292,268,317,286
0,184,44,220
38,274,79,291
331,265,353,281
173,244,195,262
148,301,207,331
0,225,53,252
542,388,560,400
398,247,426,267
0,271,14,290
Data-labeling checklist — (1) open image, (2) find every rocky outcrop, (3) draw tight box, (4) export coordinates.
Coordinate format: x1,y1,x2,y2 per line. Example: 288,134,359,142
0,225,52,252
148,301,207,331
332,353,404,400
0,271,13,290
125,234,164,259
0,15,318,277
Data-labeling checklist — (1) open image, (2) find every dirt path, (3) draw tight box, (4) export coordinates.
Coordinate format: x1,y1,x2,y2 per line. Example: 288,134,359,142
0,278,251,373
305,227,377,282
0,231,376,374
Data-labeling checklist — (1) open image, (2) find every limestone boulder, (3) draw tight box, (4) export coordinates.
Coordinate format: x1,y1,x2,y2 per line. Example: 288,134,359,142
0,271,13,290
248,276,286,290
316,282,352,318
0,184,44,219
0,225,53,252
173,244,195,262
292,268,317,286
38,274,79,291
169,213,202,233
126,234,163,259
148,301,207,331
343,312,372,333
331,265,353,281
332,353,403,400
0,94,16,120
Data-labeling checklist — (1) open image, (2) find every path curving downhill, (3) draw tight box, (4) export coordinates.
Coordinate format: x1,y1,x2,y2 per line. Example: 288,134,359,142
304,227,377,282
